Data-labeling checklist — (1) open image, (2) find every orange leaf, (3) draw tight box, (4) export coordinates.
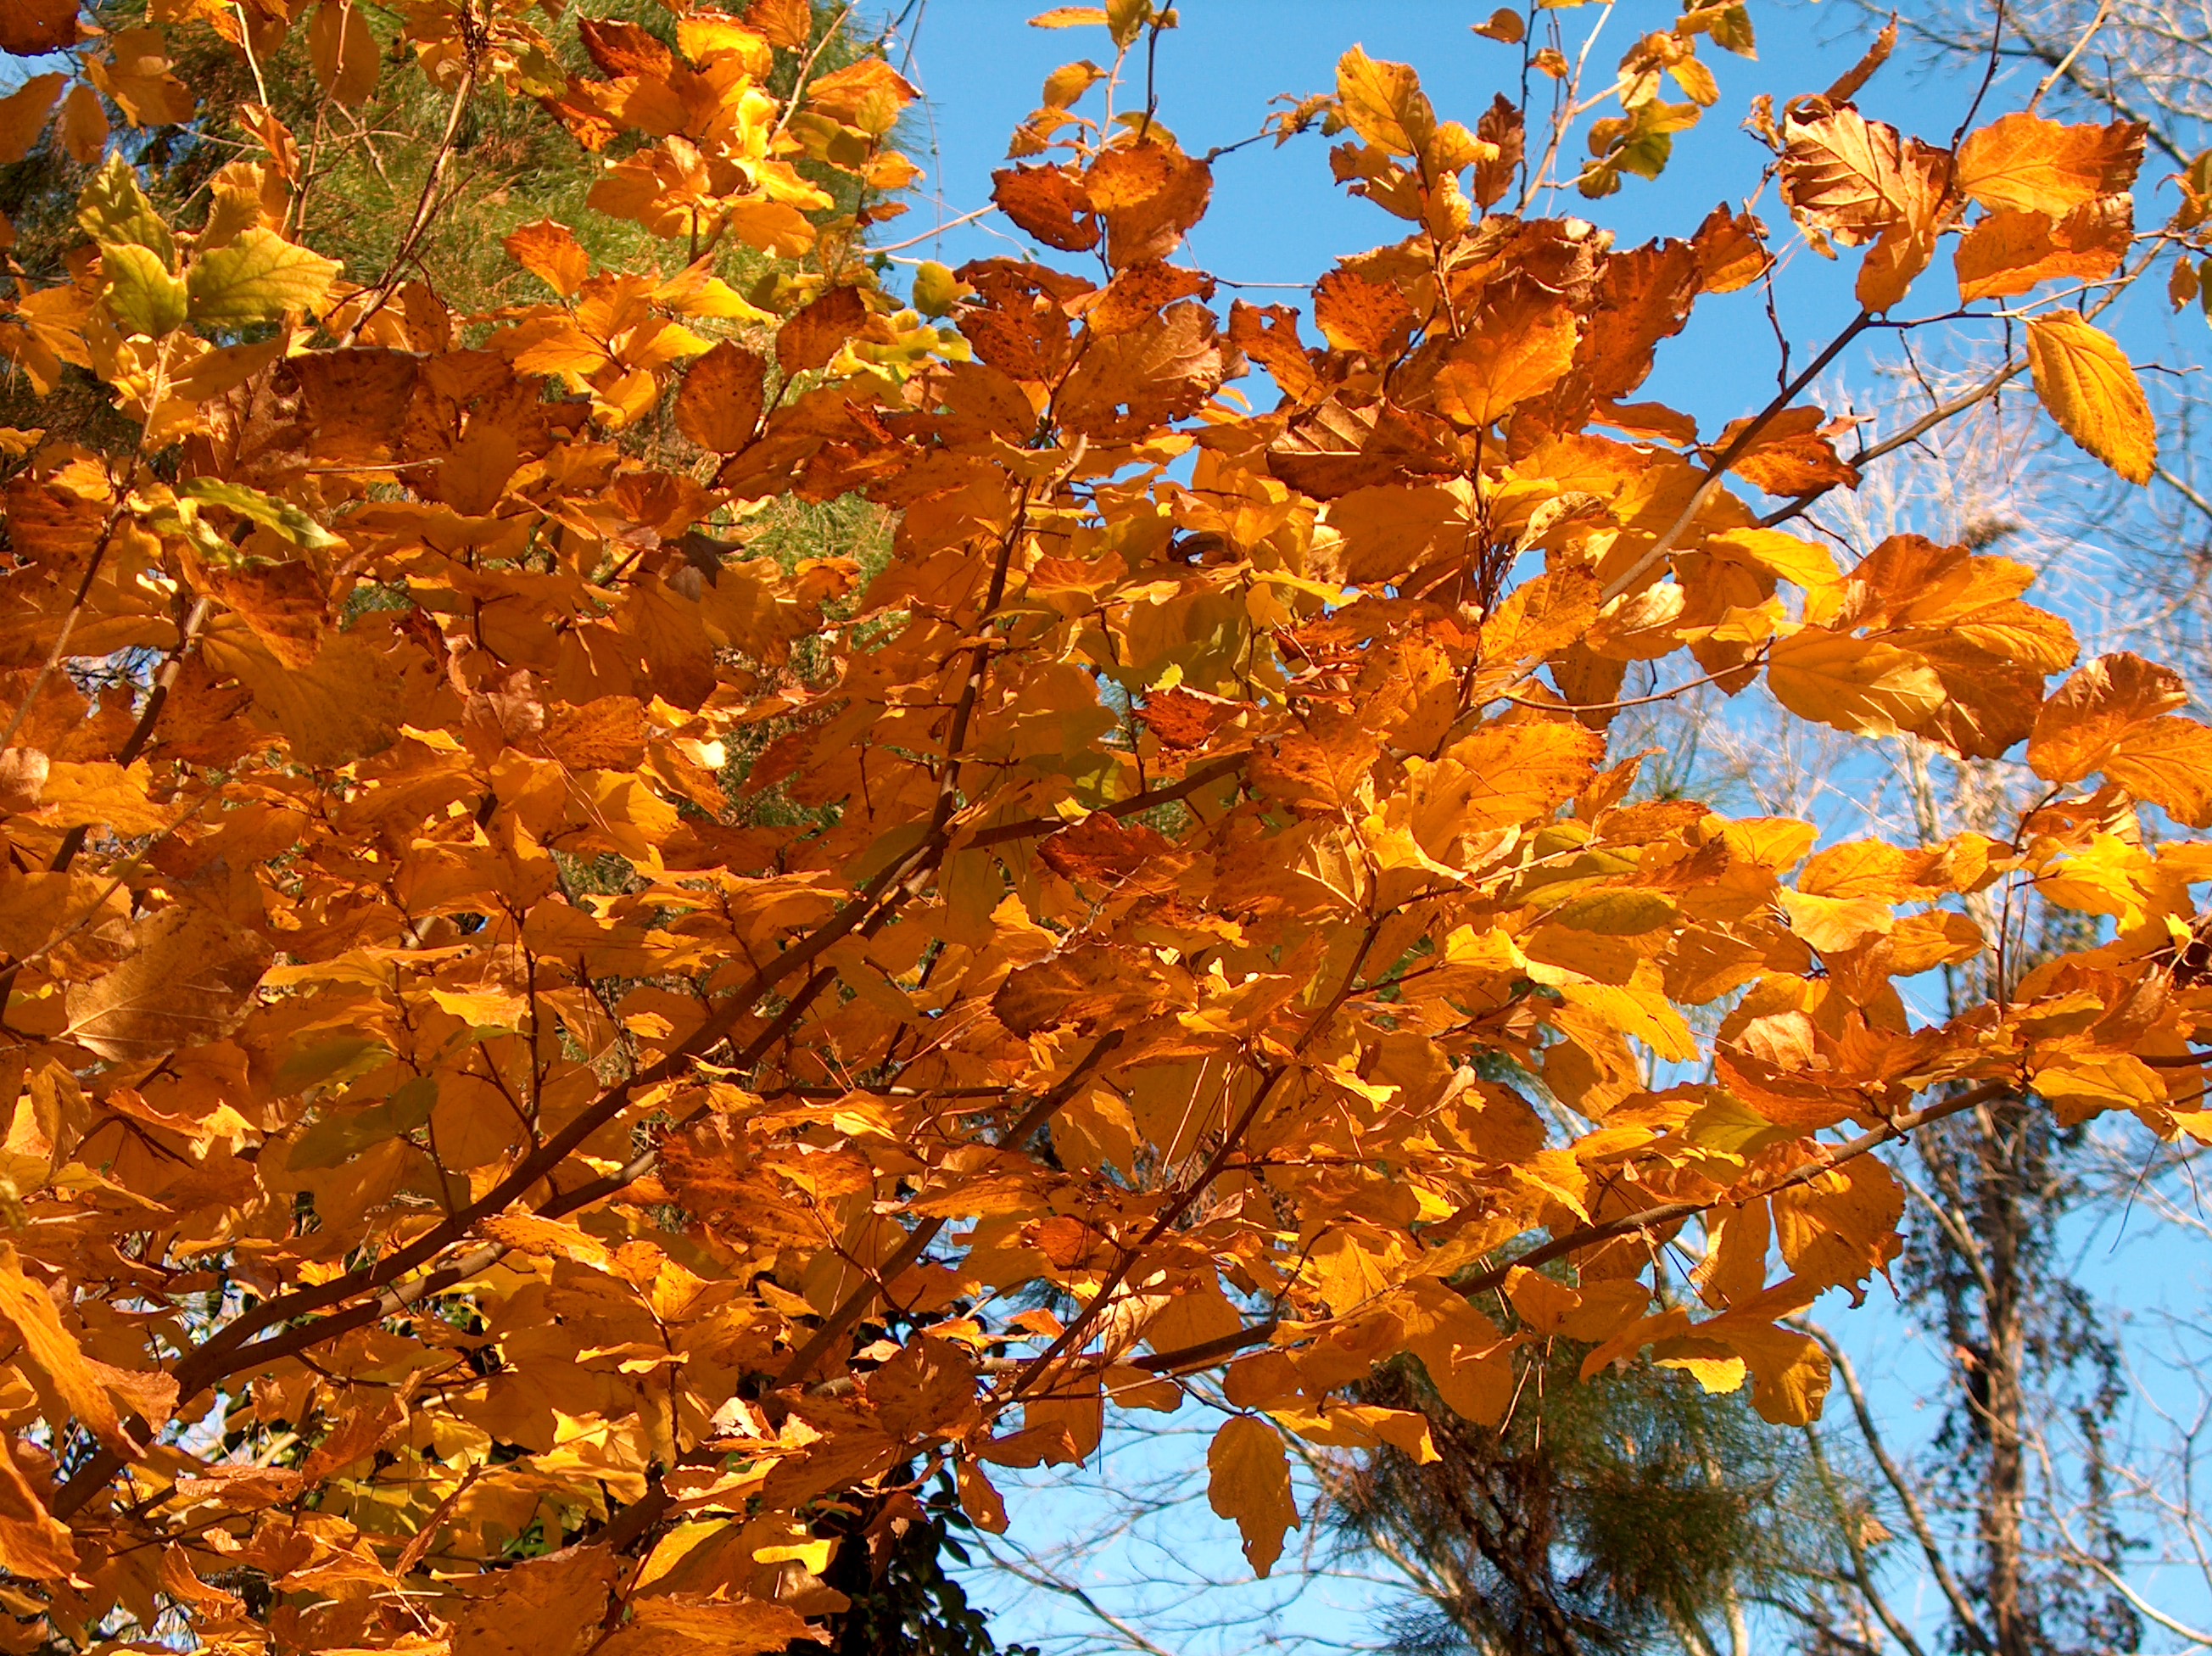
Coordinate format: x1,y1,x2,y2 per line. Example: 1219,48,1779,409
1957,111,2145,214
1205,1415,1299,1577
504,220,591,298
676,341,767,453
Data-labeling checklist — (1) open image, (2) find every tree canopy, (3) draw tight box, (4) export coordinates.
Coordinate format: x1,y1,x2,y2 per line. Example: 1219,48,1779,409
0,0,2205,1650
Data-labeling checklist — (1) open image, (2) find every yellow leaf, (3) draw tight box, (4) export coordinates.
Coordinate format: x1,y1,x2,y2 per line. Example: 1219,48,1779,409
186,227,342,327
1206,1415,1299,1578
37,759,170,836
2025,310,2155,484
308,0,378,105
504,219,590,298
1336,45,1434,159
1712,1319,1830,1424
1777,889,1893,952
958,1460,1008,1533
1706,527,1841,589
2104,717,2212,828
1390,1279,1515,1425
1656,1349,1747,1393
1766,628,1944,739
0,1435,74,1578
2032,1051,2164,1120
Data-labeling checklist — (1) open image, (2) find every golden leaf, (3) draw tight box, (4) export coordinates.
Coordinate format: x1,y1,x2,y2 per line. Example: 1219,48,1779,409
2025,310,2155,484
1957,111,2146,215
1206,1415,1299,1578
1766,628,1945,740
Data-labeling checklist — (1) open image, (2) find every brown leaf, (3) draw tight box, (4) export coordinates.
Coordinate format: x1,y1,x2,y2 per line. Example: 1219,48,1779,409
64,905,271,1063
600,1597,815,1656
1038,814,1171,884
1954,196,2131,300
1085,142,1211,269
1432,297,1578,427
577,16,672,78
993,944,1190,1035
1716,406,1859,496
4,467,108,568
776,284,869,376
991,163,1099,252
209,626,405,765
0,0,76,56
1312,266,1416,356
1137,686,1236,748
202,559,329,669
1057,300,1228,441
1821,20,1895,104
57,81,103,165
1472,92,1524,210
0,74,62,162
1079,261,1213,336
1268,400,1455,498
677,341,768,452
2030,653,2189,784
452,1549,620,1656
1779,99,1952,248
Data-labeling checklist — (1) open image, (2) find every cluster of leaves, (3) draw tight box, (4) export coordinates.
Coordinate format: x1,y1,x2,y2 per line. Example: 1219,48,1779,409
0,0,2209,1650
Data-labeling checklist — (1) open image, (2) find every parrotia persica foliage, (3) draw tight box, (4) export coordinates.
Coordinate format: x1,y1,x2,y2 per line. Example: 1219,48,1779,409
0,0,2205,1641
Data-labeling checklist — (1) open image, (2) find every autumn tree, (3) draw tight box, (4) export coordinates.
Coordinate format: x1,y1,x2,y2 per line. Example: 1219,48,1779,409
0,0,2207,1652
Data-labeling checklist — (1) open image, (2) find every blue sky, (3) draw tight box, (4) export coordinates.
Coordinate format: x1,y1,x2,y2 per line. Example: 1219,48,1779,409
881,3,2212,1651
